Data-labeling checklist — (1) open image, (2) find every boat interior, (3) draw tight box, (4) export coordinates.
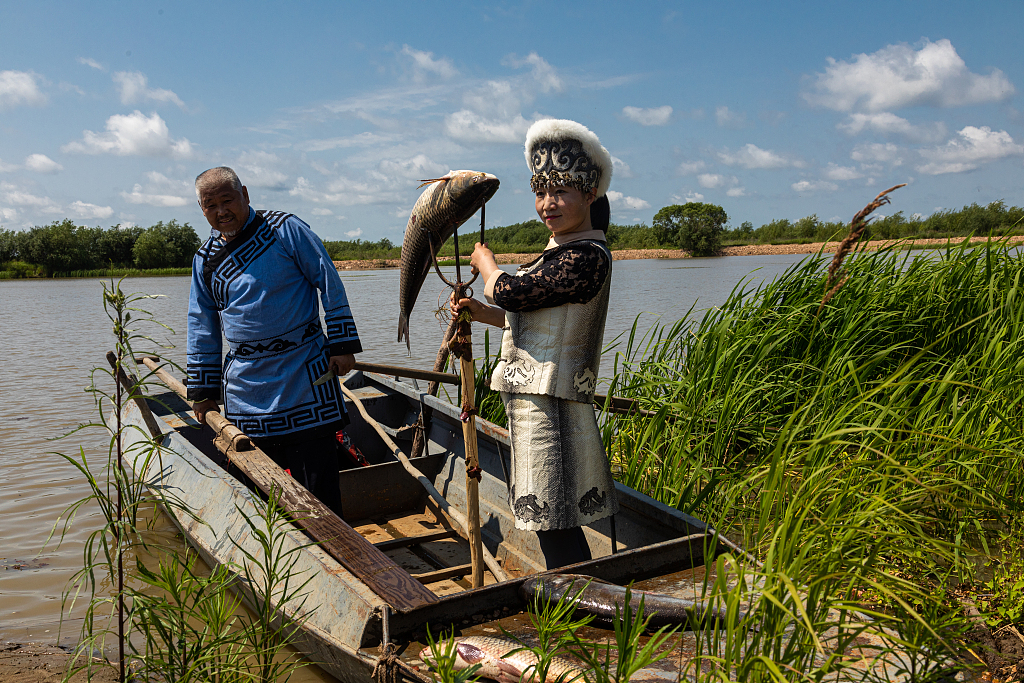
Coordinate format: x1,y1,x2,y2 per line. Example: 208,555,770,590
143,368,725,648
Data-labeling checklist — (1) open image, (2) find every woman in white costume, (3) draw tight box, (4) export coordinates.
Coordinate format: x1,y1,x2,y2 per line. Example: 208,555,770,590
454,119,619,567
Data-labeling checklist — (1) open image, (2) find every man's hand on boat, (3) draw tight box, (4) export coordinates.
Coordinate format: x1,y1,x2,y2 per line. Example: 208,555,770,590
193,398,219,425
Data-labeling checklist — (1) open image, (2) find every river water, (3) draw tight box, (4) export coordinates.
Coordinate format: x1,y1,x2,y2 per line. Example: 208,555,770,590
0,254,811,654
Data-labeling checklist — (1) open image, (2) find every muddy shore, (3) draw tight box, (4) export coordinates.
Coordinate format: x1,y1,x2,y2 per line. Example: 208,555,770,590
333,235,1024,271
0,642,118,682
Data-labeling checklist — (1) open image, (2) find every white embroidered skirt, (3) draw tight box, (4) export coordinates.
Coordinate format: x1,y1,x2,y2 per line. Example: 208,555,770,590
502,392,619,531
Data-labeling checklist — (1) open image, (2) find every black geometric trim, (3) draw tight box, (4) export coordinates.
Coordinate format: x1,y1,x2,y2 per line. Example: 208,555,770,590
186,362,222,387
226,354,343,437
202,212,268,297
258,209,295,230
326,317,359,341
208,218,278,309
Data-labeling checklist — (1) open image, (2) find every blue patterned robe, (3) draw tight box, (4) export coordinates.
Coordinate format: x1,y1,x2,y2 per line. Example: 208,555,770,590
186,208,361,440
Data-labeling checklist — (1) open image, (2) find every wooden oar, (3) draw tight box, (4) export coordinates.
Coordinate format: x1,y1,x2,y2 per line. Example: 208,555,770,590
138,357,438,613
353,361,459,386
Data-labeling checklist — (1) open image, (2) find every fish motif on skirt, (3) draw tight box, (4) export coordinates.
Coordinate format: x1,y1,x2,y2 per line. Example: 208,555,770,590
503,391,618,531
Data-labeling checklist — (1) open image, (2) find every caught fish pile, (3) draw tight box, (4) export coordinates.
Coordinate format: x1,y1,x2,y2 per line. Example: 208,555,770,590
420,636,584,683
397,170,500,350
520,573,738,630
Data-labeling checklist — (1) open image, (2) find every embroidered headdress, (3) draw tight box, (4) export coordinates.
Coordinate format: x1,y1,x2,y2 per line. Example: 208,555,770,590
525,119,612,198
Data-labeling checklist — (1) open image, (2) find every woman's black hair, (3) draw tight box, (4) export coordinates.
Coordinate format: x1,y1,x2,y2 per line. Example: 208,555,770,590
591,194,610,233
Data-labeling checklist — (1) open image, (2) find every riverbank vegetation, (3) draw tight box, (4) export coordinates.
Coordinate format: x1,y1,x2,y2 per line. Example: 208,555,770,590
5,200,1020,278
0,219,199,278
595,237,1024,678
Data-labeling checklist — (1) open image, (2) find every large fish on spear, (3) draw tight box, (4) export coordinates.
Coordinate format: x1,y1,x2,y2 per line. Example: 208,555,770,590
398,170,499,350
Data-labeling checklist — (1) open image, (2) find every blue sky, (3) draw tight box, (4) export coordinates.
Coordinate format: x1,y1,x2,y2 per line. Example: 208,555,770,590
1,1,1022,241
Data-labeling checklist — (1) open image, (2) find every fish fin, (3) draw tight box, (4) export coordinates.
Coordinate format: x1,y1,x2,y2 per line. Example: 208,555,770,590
397,313,411,352
417,177,450,188
456,642,488,664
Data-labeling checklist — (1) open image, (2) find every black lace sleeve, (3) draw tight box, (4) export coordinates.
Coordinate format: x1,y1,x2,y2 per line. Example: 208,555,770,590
491,242,611,312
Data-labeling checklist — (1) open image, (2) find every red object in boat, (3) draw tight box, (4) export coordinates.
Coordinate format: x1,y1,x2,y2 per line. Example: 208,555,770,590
336,429,370,467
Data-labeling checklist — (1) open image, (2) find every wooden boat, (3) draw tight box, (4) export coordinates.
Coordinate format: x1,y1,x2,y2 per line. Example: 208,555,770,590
119,364,915,682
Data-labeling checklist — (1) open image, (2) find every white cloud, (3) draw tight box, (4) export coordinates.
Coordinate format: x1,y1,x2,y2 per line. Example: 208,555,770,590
0,207,18,222
77,57,104,71
0,70,47,110
606,190,650,211
792,180,839,193
677,160,706,175
24,154,62,174
715,106,746,128
837,112,946,142
400,45,458,81
289,175,398,206
611,156,633,178
1,182,62,213
622,105,672,126
236,151,288,190
503,52,563,93
851,142,903,165
726,187,747,197
122,184,190,207
113,71,185,109
311,208,334,216
63,111,193,158
824,163,864,181
917,126,1024,175
345,228,364,239
69,200,113,219
718,143,802,169
803,38,1015,112
697,173,739,189
670,191,704,203
378,153,446,180
0,158,21,172
444,110,533,144
121,172,191,206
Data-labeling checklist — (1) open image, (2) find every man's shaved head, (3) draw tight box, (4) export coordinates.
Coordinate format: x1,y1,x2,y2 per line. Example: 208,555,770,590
196,166,244,200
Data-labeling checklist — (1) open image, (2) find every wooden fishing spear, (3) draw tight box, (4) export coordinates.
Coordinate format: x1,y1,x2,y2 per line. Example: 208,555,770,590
424,207,487,588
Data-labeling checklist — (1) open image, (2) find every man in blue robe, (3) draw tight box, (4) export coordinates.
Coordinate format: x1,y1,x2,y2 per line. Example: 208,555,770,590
186,166,360,513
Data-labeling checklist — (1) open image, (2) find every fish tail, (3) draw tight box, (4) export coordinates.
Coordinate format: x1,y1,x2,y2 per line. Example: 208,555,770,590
398,313,411,352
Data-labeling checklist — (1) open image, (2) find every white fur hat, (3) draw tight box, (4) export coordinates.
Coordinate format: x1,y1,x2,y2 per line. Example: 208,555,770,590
524,119,612,198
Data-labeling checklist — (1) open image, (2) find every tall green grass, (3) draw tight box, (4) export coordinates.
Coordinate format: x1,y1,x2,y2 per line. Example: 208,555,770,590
600,238,1024,678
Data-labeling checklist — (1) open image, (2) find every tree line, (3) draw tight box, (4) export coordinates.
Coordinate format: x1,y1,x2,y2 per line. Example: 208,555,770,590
3,200,1022,277
0,219,201,276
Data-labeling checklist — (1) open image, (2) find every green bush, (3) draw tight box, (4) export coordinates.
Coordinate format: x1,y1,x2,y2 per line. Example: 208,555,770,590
653,202,727,256
133,220,201,269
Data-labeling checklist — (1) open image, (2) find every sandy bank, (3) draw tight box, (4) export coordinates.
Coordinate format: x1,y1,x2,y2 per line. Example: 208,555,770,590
332,236,1024,272
0,642,118,682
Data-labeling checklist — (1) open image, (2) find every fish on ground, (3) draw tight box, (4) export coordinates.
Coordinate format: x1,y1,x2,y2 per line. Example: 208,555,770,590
398,170,500,351
519,573,739,630
420,635,584,683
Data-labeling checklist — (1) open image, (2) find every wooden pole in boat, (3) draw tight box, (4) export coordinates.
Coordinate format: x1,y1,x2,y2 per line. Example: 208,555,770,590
450,227,485,589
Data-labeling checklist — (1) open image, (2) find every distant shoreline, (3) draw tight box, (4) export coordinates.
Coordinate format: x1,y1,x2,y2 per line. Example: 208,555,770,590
332,235,1024,272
